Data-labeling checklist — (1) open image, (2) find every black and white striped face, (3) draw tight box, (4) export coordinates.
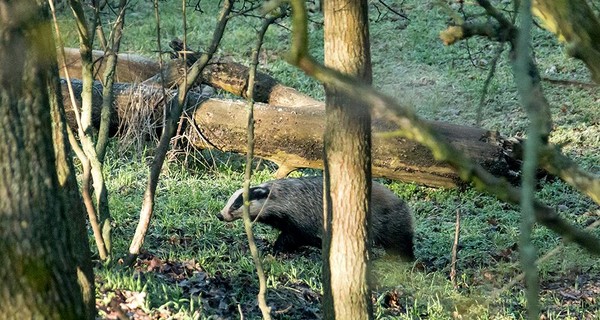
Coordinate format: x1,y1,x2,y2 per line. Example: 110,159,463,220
217,186,271,222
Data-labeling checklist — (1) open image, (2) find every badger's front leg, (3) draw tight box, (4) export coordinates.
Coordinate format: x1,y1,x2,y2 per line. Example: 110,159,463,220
272,232,303,253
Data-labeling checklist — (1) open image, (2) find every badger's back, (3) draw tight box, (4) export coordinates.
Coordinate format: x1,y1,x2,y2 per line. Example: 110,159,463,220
256,177,324,238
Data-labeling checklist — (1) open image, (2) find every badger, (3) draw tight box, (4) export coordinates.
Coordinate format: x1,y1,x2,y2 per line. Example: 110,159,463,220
217,176,415,261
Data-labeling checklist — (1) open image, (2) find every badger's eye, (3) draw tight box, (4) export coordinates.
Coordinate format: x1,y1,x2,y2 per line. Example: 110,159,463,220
230,197,244,211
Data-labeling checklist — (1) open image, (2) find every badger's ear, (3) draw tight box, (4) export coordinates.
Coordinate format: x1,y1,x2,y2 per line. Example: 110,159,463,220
250,186,270,200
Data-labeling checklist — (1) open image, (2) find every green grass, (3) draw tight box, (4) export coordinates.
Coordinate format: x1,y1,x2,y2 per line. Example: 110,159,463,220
55,0,600,318
94,144,600,319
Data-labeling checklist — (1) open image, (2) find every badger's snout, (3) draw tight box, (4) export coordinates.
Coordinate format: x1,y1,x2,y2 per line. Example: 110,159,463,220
217,210,238,222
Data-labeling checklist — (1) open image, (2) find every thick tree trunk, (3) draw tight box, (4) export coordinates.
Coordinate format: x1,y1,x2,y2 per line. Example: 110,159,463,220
0,1,89,318
61,79,518,188
322,0,374,318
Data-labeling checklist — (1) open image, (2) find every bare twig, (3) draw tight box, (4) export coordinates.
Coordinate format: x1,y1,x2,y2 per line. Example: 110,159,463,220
377,0,409,20
450,209,461,289
541,77,598,89
240,8,284,320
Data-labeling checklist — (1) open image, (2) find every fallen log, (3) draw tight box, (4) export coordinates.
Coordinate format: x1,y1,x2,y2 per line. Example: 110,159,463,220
191,99,519,188
61,79,519,188
61,48,161,83
60,48,321,108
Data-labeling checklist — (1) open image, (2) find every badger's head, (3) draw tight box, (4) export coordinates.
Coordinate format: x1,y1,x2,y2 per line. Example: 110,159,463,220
217,185,271,222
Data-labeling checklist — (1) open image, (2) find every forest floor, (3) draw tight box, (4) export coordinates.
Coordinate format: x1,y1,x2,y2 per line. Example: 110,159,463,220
56,1,600,319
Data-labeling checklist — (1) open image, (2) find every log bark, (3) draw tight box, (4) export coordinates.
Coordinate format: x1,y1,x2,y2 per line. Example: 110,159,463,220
192,99,515,188
61,47,160,83
61,79,518,188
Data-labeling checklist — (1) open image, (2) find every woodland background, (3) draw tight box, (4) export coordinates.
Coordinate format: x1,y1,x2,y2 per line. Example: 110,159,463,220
1,0,599,319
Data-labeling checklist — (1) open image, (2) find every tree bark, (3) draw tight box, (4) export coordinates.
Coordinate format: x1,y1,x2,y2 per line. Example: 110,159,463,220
0,1,89,318
322,0,374,319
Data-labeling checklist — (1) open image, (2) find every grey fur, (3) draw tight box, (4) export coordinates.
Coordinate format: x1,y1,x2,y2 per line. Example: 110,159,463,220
217,176,414,260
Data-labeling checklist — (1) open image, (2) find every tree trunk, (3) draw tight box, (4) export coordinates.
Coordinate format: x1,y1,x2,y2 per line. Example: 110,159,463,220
322,0,373,319
60,47,321,107
0,1,89,318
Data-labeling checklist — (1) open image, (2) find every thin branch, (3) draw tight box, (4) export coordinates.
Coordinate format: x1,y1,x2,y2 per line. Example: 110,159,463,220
377,0,409,20
538,146,600,205
450,209,461,289
241,11,281,320
477,0,512,27
541,76,598,88
513,0,541,316
439,22,515,45
151,0,169,124
96,0,129,163
476,43,505,126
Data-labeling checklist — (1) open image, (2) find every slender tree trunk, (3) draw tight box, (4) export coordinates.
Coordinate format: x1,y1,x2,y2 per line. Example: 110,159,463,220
125,0,233,265
322,0,373,319
68,0,112,259
0,1,89,318
96,0,128,163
